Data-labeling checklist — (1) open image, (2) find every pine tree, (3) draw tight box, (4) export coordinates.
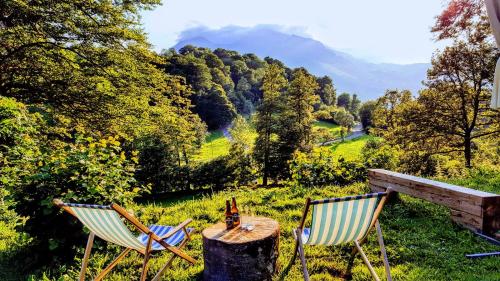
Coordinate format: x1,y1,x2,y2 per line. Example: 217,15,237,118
254,64,287,186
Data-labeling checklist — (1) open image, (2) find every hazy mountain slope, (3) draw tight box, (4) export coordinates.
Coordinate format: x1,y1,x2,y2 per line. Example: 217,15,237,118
173,25,429,100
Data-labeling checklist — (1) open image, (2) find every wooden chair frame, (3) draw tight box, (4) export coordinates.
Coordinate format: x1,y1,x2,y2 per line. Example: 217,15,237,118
281,189,394,281
53,199,196,281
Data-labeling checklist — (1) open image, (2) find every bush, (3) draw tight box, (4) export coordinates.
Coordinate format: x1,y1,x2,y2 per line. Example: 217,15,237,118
132,135,191,194
361,138,400,171
9,135,141,265
289,148,366,187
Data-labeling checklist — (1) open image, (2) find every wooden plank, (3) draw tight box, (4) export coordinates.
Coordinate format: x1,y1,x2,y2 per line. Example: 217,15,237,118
368,169,500,236
450,209,482,231
369,179,483,216
369,170,495,198
369,170,488,203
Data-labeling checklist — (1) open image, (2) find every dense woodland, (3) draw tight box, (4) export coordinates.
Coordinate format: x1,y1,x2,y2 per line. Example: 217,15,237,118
0,0,499,280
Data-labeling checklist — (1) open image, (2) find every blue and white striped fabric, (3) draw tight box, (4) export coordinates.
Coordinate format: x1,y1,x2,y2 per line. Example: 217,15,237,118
301,195,381,245
70,207,146,251
138,225,193,251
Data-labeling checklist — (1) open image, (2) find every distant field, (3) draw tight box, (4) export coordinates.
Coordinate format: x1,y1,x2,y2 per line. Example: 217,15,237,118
196,121,354,162
328,134,377,161
313,120,341,137
193,130,230,162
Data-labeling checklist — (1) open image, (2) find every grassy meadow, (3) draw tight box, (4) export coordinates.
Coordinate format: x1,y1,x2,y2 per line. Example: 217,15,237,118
4,181,497,280
196,121,358,163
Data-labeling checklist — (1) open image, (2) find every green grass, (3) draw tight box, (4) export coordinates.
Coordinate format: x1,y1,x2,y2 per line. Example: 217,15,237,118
196,121,341,163
194,130,231,162
23,181,499,280
328,135,377,161
313,120,341,136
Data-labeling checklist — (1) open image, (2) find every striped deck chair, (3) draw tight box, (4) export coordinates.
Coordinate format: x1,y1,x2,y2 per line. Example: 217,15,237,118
53,199,196,281
282,189,394,281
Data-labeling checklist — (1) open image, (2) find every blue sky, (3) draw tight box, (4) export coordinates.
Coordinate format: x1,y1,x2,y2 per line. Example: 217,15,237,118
141,0,448,64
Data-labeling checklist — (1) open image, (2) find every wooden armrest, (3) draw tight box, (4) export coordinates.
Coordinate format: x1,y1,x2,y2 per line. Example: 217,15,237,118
161,219,193,240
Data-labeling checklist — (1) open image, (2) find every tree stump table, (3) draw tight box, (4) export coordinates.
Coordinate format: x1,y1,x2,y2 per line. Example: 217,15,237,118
202,216,280,281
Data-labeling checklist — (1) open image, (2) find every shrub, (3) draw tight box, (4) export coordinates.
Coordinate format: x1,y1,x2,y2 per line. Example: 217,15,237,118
361,138,400,171
2,120,142,267
289,148,366,187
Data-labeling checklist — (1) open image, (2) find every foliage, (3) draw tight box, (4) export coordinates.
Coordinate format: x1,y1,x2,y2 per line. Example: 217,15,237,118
0,0,171,132
289,148,366,187
371,2,500,171
349,94,361,120
315,76,337,106
359,100,377,132
337,92,351,109
333,107,355,140
280,68,319,152
3,130,142,267
361,138,400,171
254,63,288,185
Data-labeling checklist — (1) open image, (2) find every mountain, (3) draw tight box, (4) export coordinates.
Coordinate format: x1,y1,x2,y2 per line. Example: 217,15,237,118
173,25,429,100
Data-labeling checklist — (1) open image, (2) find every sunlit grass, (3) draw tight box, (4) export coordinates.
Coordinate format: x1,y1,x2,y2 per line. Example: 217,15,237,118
328,135,378,161
38,182,500,281
197,121,342,163
193,130,231,162
313,120,341,136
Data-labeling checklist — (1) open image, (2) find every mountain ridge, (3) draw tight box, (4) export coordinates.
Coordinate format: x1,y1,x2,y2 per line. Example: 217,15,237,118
173,25,428,100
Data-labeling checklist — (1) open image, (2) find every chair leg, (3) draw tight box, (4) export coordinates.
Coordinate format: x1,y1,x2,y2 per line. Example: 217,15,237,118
79,232,95,281
140,233,153,281
279,239,299,280
354,241,380,281
296,228,310,281
375,221,392,281
152,238,190,281
94,248,132,281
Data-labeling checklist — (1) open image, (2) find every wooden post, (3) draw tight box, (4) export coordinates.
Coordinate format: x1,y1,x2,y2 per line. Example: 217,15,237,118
79,232,95,281
140,233,153,281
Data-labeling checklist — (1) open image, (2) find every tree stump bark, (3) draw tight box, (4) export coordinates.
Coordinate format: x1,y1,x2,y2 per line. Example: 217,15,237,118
202,216,280,281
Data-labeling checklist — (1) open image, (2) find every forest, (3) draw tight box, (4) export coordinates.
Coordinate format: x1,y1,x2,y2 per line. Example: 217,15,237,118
0,0,499,280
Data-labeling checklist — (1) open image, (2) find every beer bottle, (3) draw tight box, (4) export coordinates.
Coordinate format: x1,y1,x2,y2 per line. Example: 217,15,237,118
225,200,234,229
231,197,240,226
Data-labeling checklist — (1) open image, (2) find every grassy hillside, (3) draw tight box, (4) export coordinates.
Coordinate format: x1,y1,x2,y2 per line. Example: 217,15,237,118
20,182,499,280
328,135,377,161
196,121,346,162
194,130,231,162
313,120,341,137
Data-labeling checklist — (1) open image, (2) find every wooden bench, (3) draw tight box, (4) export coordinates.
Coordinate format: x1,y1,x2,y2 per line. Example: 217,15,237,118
368,169,499,236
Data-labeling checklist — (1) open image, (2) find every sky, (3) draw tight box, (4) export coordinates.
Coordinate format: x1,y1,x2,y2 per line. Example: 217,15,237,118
141,0,449,64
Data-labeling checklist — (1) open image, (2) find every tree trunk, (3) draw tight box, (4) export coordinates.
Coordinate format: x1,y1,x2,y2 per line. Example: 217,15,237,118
464,134,472,168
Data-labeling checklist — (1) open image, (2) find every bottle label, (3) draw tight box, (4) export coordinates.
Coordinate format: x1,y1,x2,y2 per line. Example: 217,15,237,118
225,217,234,229
232,213,240,225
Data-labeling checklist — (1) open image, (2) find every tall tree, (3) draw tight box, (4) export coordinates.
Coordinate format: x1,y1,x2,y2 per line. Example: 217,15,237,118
349,94,361,119
254,64,288,185
359,100,377,132
372,0,500,169
0,0,168,132
337,93,351,109
276,69,319,177
316,76,337,106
